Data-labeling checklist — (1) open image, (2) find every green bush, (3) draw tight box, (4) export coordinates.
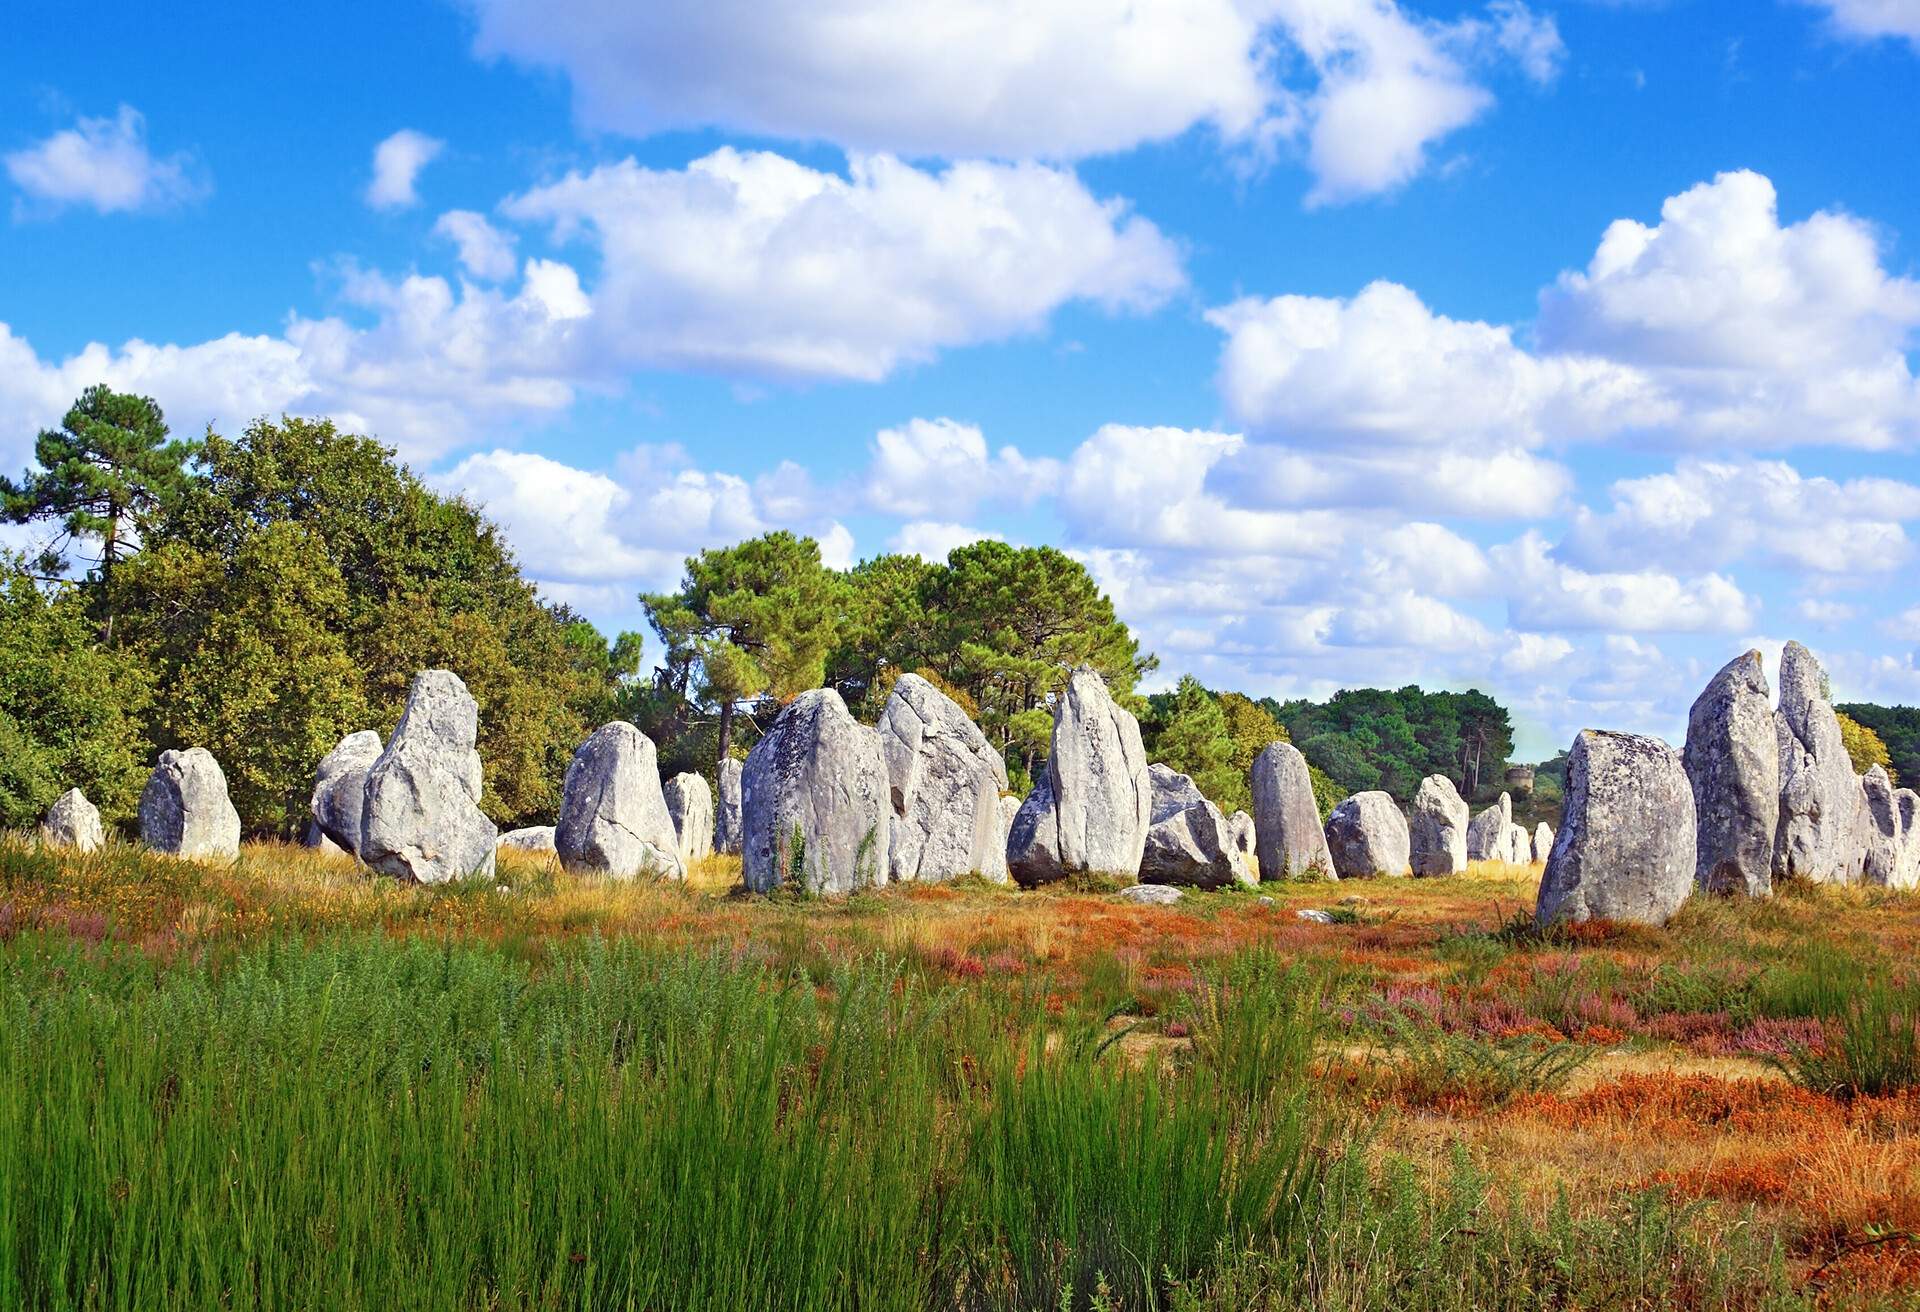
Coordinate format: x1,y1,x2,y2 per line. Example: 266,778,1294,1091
1775,977,1920,1099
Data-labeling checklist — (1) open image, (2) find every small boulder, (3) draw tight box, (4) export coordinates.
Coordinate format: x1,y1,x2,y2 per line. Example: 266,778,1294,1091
714,757,744,854
1138,764,1256,889
1535,730,1696,929
1534,822,1553,861
742,689,890,895
1859,766,1905,888
1409,775,1470,876
1774,642,1864,884
39,787,104,852
1684,651,1779,898
302,820,347,855
1467,793,1514,862
555,722,684,880
1115,883,1183,906
310,729,382,857
139,748,242,861
1295,908,1337,925
878,674,1009,882
1009,669,1152,886
664,772,715,867
1508,823,1532,865
1323,792,1410,878
1250,741,1335,880
361,671,498,884
498,825,557,854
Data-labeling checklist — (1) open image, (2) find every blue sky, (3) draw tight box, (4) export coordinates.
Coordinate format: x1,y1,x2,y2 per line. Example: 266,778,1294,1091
3,0,1918,759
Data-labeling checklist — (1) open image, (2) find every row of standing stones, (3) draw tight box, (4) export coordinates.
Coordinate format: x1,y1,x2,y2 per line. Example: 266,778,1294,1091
31,642,1918,929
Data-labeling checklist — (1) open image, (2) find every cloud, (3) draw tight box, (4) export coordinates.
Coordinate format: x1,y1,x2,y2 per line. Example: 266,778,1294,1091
433,210,518,281
1220,442,1573,518
889,521,1005,561
467,0,1561,203
4,106,205,217
1803,0,1920,47
1492,531,1759,633
366,130,444,210
862,417,1060,517
502,148,1183,382
1211,171,1920,454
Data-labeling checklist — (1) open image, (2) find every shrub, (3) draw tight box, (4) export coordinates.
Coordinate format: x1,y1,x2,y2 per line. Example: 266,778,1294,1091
1775,977,1920,1099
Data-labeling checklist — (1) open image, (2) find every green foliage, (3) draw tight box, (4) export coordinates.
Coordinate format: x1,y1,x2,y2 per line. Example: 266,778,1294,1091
1307,764,1346,821
0,385,197,602
1838,702,1920,790
1374,1014,1596,1107
1834,710,1896,782
1270,686,1514,803
1142,677,1239,809
0,557,152,828
1776,977,1920,1099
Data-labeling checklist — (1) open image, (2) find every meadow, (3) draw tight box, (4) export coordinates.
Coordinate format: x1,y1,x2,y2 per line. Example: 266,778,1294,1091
2,838,1918,1310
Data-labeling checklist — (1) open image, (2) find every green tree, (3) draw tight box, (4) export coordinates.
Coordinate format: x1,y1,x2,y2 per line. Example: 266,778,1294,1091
825,552,937,716
1838,703,1919,787
2,385,197,632
0,553,152,828
1142,676,1239,810
643,532,842,767
1836,711,1896,782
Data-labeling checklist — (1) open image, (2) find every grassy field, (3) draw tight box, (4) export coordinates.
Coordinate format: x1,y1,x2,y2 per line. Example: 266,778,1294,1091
2,838,1918,1310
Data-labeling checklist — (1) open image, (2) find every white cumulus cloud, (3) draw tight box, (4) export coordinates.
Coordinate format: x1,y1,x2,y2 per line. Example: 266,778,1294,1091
433,210,519,281
1803,0,1920,47
863,417,1061,517
5,106,205,217
366,129,445,210
1492,531,1759,634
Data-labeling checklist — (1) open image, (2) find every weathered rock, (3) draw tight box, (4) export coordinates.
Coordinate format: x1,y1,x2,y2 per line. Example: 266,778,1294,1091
1227,810,1256,875
664,772,715,867
1295,908,1337,925
878,674,1009,882
302,821,347,856
742,689,890,895
1683,651,1779,898
1895,790,1920,892
1138,764,1256,889
1508,823,1532,865
1859,767,1906,887
310,729,382,856
1774,642,1864,884
1115,883,1183,906
1534,822,1553,862
1324,792,1410,878
39,787,104,852
985,793,1022,883
555,722,684,880
1008,669,1152,887
1535,730,1697,928
1410,774,1470,877
139,748,242,860
361,671,498,883
1467,793,1515,862
714,757,744,854
1251,742,1335,880
498,825,557,854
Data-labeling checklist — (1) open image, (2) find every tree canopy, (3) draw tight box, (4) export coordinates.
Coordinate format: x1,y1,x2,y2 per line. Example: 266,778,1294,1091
1265,685,1515,804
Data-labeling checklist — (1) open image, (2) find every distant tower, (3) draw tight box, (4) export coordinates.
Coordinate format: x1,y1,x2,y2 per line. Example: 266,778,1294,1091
1504,765,1536,797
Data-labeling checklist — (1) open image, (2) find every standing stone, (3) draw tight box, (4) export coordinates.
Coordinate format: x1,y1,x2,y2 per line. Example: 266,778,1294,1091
139,748,242,861
1410,774,1470,877
39,788,104,852
1508,823,1532,865
878,674,1009,882
498,825,557,854
1467,793,1515,862
555,722,684,880
983,793,1021,883
1227,810,1256,876
714,757,744,855
1251,741,1335,880
302,821,347,855
1774,641,1864,884
742,689,890,895
1324,792,1411,878
1535,730,1697,928
1859,766,1906,887
1138,764,1255,889
361,670,498,884
664,772,716,867
1895,790,1920,892
310,729,382,857
1008,668,1153,887
1534,822,1554,863
1683,651,1779,898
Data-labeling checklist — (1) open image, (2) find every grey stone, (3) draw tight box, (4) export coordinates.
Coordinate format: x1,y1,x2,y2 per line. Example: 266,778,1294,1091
1894,789,1920,892
1534,823,1553,863
1774,641,1864,884
310,729,382,857
1115,883,1183,905
139,748,242,860
1008,668,1152,886
39,787,104,852
1295,908,1337,925
361,671,497,883
1324,791,1410,878
498,825,557,854
988,793,1022,883
1683,650,1780,898
1409,774,1470,877
1508,823,1532,865
1859,766,1905,888
714,757,744,854
555,722,684,881
302,820,347,856
742,689,890,895
1251,741,1335,880
878,673,1009,883
664,772,715,867
1227,810,1256,877
1467,793,1514,862
1138,764,1256,889
1535,730,1696,929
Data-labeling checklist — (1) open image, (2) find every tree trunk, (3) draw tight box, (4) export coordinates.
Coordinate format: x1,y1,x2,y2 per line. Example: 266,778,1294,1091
717,699,735,769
